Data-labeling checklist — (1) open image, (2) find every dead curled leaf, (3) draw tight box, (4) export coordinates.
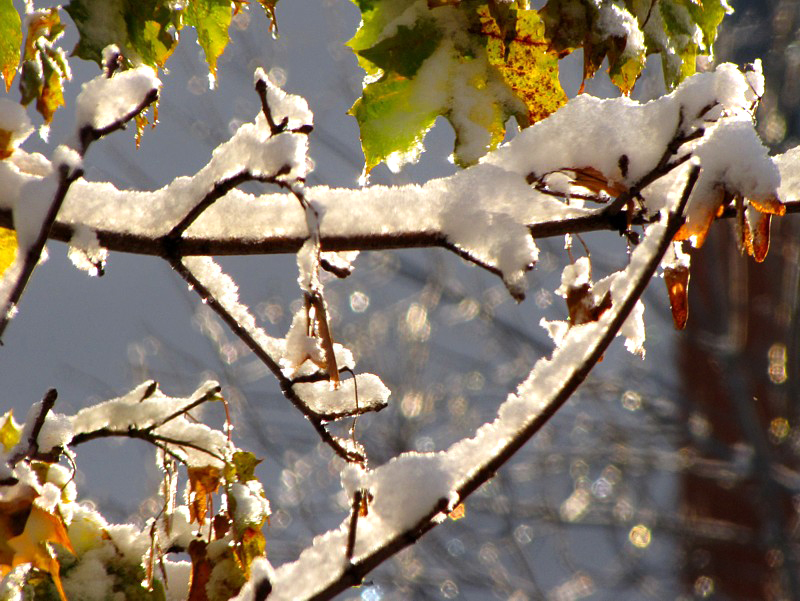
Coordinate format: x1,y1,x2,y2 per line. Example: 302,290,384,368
663,264,690,330
564,166,628,198
675,186,785,260
566,283,612,326
187,465,222,524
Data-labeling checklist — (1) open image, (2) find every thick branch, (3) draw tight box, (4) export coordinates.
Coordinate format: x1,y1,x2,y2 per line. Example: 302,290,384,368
2,197,796,261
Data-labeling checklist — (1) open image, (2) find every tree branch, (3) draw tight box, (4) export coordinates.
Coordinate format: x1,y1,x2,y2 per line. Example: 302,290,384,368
168,256,367,464
281,165,702,601
0,85,159,342
7,388,58,468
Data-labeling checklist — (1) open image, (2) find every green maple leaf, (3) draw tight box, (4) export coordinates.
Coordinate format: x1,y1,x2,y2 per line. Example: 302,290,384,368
65,0,180,68
349,1,566,173
185,0,234,82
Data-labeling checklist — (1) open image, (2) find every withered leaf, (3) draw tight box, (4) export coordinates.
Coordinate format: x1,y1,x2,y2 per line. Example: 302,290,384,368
187,465,221,524
664,264,690,330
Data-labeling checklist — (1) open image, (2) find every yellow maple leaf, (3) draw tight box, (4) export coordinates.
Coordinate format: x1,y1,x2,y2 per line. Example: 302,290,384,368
6,504,75,601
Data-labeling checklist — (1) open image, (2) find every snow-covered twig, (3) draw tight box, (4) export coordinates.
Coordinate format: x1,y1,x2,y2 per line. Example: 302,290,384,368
169,256,368,464
0,162,82,341
5,388,58,469
0,70,160,341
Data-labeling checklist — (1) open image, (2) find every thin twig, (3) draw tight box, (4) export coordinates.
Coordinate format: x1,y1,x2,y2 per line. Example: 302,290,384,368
69,427,226,463
7,388,58,467
168,256,365,463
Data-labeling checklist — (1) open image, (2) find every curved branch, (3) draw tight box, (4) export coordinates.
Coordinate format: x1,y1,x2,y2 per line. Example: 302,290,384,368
265,165,701,601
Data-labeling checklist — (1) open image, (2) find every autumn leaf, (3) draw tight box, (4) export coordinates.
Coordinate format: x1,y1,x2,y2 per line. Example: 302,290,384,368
188,539,213,601
255,0,280,34
186,0,234,83
449,502,466,521
6,505,74,601
349,1,564,172
0,409,22,451
19,8,70,124
743,204,775,263
676,190,785,255
187,465,222,524
233,527,266,579
664,264,690,330
229,451,262,483
564,166,628,197
0,0,22,92
478,6,566,126
566,283,612,326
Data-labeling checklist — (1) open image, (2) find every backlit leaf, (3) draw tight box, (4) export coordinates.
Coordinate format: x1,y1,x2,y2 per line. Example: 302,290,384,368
350,71,440,174
234,528,266,579
0,227,17,279
479,7,566,125
186,0,234,83
350,1,560,172
18,8,70,124
663,264,690,330
230,451,262,483
65,0,180,68
0,410,22,451
188,539,213,601
744,206,772,263
187,465,221,524
255,1,279,35
7,505,74,601
0,0,21,92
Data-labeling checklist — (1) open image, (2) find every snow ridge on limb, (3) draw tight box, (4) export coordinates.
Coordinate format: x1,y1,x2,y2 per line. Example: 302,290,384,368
251,166,699,600
1,65,784,300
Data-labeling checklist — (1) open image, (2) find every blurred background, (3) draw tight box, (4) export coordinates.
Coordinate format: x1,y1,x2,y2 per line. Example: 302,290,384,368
3,0,800,600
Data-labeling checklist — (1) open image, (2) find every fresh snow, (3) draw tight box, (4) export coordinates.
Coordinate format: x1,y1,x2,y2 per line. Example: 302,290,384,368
75,66,161,132
0,65,780,301
261,188,684,599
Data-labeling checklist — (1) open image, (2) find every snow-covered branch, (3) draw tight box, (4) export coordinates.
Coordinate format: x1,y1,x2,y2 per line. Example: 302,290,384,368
245,164,701,601
0,65,792,305
0,65,160,341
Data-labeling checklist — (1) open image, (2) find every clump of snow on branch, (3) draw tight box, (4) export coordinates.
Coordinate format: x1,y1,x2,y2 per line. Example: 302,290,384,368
67,225,107,276
484,63,778,227
182,256,285,360
292,374,390,419
75,66,161,132
253,67,313,131
0,99,33,155
70,380,229,467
